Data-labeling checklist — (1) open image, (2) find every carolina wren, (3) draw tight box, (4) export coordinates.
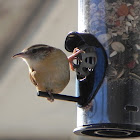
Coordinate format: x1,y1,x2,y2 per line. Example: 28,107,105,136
13,44,82,102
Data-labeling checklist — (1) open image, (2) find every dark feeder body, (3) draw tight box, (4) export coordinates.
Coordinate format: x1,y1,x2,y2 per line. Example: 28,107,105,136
72,0,140,138
65,32,107,107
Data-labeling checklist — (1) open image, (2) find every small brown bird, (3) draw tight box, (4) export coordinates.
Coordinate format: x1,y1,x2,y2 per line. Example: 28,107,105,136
12,44,82,102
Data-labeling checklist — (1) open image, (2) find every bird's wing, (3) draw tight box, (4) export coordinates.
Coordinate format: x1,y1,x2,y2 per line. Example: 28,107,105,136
29,71,38,86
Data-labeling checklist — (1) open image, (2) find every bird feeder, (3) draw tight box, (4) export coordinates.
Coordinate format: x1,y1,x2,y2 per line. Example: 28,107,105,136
72,0,140,138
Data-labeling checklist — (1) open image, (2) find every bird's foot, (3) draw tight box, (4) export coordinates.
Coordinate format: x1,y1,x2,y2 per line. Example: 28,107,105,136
47,92,54,102
68,48,84,71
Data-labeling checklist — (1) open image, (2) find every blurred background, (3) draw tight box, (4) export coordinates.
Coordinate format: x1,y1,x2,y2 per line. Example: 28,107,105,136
0,0,79,139
0,0,138,140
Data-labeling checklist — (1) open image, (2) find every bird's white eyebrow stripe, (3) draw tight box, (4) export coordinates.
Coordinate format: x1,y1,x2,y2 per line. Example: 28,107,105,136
28,45,48,50
22,44,54,53
30,46,46,50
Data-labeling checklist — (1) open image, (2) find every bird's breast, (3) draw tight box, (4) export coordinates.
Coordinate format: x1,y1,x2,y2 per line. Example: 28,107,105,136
32,51,70,93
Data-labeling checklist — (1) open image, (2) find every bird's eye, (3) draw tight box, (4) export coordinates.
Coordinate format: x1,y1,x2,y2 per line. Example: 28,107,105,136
32,49,37,53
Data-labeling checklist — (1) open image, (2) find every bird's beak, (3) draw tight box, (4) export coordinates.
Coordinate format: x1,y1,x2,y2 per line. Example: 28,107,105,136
12,52,27,58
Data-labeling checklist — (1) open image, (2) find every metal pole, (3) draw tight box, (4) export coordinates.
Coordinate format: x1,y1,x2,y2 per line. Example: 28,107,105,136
74,0,140,138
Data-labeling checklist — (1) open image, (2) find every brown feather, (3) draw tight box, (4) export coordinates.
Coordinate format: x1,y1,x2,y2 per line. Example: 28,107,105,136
29,71,37,86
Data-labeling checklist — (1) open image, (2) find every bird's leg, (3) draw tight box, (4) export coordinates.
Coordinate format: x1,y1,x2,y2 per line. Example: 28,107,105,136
68,48,84,71
47,91,54,102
